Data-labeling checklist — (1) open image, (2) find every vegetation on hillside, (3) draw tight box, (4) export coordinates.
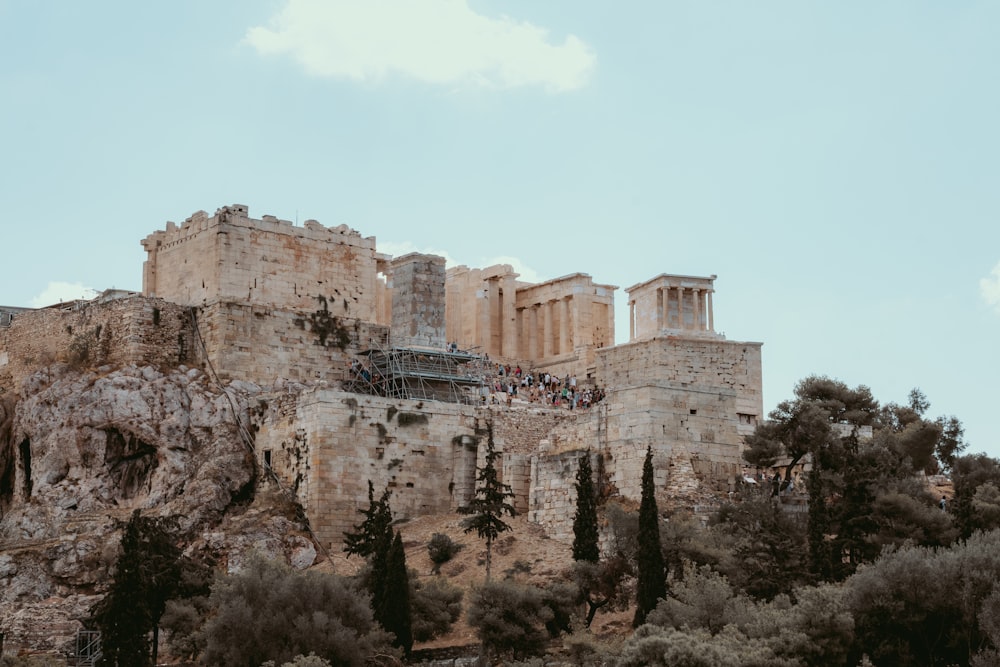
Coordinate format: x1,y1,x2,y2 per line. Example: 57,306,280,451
74,375,1000,666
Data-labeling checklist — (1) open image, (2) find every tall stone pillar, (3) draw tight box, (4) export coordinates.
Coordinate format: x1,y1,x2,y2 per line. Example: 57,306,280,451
501,275,518,358
543,301,554,358
629,300,635,341
569,295,579,352
656,287,664,331
675,287,685,329
707,290,714,332
529,304,540,361
559,297,569,356
693,289,702,331
487,278,502,357
390,253,446,348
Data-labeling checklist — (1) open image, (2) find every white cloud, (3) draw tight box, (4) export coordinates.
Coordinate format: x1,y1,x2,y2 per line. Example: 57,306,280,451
245,0,595,92
982,262,1000,313
479,255,543,284
31,282,98,308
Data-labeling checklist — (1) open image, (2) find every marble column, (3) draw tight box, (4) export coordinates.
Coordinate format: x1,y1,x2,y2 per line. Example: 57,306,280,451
707,290,714,332
656,287,664,331
674,287,685,329
529,304,540,361
542,301,553,358
501,275,517,358
693,289,702,331
559,297,569,355
629,300,635,341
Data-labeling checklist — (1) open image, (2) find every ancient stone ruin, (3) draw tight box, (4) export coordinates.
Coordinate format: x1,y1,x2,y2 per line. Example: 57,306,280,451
1,204,763,553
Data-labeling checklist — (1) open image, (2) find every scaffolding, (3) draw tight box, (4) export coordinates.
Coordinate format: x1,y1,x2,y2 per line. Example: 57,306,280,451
74,631,101,667
344,333,489,405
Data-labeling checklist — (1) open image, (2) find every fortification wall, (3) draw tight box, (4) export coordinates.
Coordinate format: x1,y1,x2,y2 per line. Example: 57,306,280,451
192,299,389,386
597,336,763,420
0,297,193,395
142,206,381,318
255,390,484,551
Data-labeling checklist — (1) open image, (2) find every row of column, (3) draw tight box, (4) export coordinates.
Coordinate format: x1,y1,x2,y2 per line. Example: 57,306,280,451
628,286,715,339
660,286,713,332
515,296,575,360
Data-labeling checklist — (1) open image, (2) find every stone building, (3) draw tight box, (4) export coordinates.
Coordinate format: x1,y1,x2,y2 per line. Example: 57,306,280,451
445,265,616,379
1,204,764,551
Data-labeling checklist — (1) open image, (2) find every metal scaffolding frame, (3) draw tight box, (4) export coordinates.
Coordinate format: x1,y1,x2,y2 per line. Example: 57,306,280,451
344,334,489,405
74,630,102,667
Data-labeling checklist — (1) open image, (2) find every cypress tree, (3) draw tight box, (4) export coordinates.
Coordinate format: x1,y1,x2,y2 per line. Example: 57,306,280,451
572,452,600,563
93,509,182,666
378,531,413,656
633,446,666,627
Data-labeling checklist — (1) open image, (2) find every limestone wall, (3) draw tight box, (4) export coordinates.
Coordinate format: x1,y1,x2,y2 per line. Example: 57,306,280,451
597,336,763,421
0,296,193,395
390,253,447,349
192,299,389,386
142,205,381,319
255,390,484,551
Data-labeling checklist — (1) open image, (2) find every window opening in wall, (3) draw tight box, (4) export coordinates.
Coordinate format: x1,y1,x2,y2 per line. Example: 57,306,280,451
737,413,757,426
689,409,697,415
263,450,272,468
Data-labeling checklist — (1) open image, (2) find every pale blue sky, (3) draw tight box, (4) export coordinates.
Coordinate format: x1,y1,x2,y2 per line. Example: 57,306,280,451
2,1,998,457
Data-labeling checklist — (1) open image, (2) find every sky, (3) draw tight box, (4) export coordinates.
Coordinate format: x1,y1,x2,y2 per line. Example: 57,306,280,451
2,1,998,457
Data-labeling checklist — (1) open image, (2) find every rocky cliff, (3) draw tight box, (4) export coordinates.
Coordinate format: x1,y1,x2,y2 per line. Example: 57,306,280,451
0,363,316,656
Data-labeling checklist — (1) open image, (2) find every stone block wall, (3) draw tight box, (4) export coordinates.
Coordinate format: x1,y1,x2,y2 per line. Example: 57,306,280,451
192,300,390,386
0,296,193,395
528,448,588,542
390,253,446,349
255,389,484,551
597,336,763,422
142,205,381,319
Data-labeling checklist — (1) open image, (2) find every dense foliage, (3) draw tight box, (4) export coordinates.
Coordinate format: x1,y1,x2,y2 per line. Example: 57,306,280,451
199,556,392,667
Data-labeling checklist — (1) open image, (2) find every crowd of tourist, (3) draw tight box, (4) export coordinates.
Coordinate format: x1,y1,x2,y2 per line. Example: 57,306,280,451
483,362,605,410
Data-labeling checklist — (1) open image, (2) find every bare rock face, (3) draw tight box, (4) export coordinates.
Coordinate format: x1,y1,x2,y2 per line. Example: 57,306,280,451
0,364,313,656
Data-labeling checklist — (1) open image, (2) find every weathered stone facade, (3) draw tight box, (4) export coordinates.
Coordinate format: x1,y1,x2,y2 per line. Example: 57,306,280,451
141,205,392,322
445,265,616,378
2,204,766,551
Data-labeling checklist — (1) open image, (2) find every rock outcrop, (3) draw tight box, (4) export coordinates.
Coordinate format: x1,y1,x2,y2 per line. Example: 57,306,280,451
0,364,315,656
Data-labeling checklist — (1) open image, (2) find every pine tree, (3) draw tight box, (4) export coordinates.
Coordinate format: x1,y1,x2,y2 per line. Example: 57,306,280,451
633,446,666,627
572,452,600,563
460,422,516,580
378,531,413,656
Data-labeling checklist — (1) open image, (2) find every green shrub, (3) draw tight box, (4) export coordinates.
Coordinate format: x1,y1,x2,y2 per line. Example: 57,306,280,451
411,576,463,641
199,555,393,667
427,532,462,572
467,580,553,661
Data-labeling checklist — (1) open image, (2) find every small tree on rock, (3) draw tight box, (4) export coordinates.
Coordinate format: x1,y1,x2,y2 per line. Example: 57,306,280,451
460,422,515,580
